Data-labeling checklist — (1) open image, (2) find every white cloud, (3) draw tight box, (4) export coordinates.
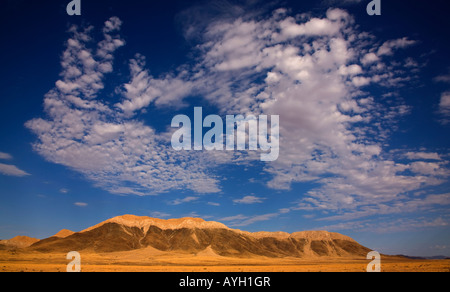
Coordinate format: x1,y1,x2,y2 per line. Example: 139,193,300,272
233,196,265,204
176,8,445,216
377,37,417,56
280,17,340,38
440,92,450,109
220,212,280,227
55,21,125,100
434,74,450,84
439,92,450,122
230,213,279,227
0,152,30,177
0,163,30,177
74,202,88,207
435,69,450,124
26,17,222,196
0,152,13,160
311,193,450,222
116,55,195,115
319,216,449,234
352,76,371,87
25,8,448,224
338,64,362,76
361,52,379,66
103,16,122,33
200,11,442,218
170,196,200,205
405,152,441,161
149,211,171,218
410,161,444,176
220,214,249,222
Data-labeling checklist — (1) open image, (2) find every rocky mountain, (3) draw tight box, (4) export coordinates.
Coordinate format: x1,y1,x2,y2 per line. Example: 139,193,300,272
28,215,372,258
52,229,75,239
0,236,40,249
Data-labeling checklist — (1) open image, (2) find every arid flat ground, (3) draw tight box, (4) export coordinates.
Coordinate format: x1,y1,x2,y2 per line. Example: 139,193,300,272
1,248,449,272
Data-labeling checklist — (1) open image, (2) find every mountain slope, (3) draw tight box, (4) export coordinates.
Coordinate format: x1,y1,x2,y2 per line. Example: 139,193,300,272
0,236,40,249
31,223,144,253
52,229,75,238
29,215,371,258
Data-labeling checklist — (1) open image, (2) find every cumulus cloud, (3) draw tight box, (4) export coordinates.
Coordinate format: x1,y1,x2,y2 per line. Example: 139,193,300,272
0,152,30,177
319,216,449,234
434,74,450,84
191,8,443,223
116,54,195,115
26,17,222,195
0,163,30,177
149,211,171,218
0,152,13,160
74,202,88,207
233,196,266,204
377,37,417,56
170,196,200,205
434,69,450,124
313,193,450,223
220,213,279,227
439,92,450,123
405,152,442,161
279,16,341,38
191,8,438,215
361,52,379,66
220,214,249,222
26,8,448,226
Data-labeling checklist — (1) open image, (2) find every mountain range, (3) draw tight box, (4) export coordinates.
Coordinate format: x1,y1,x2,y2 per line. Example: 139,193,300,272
2,215,372,258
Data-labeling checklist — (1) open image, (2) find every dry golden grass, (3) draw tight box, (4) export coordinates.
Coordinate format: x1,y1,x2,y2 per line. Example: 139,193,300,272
1,249,449,272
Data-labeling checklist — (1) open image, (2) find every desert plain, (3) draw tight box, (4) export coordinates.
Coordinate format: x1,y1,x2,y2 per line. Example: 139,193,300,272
1,247,449,272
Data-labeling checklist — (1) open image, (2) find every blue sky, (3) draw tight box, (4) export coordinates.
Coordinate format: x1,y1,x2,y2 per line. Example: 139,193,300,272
0,0,449,257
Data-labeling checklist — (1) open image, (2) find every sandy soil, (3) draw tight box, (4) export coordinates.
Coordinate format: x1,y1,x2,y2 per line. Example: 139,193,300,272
0,249,449,272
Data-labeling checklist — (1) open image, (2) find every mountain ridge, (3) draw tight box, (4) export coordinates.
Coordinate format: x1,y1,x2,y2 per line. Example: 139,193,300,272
52,229,75,238
27,215,371,258
81,215,357,242
0,236,40,249
82,215,230,234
